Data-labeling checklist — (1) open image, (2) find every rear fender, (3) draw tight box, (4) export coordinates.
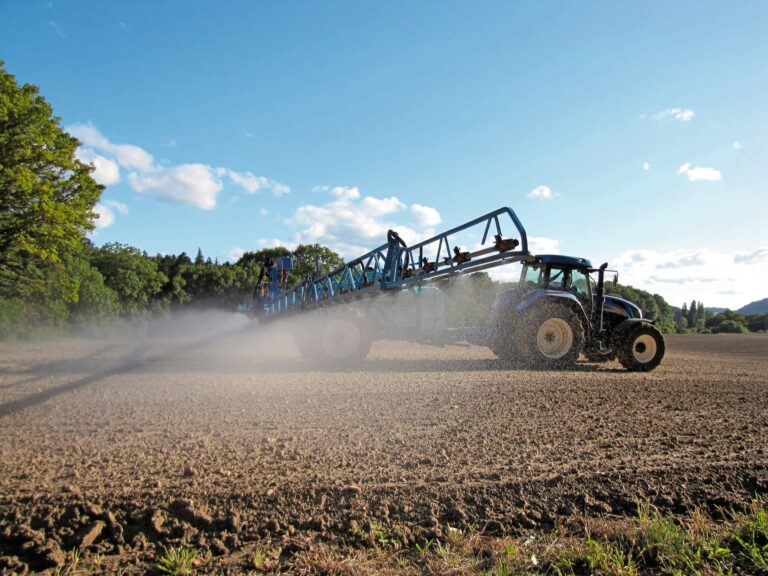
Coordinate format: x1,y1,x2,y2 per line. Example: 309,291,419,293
517,290,589,325
515,290,587,318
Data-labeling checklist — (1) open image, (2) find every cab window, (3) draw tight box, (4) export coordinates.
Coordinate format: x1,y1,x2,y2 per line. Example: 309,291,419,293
569,268,590,298
523,264,542,288
546,266,567,289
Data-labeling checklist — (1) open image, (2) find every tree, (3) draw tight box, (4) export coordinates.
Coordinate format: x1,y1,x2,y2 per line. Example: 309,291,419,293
237,247,291,268
194,248,205,265
688,299,697,328
68,258,120,326
89,243,167,317
706,310,749,334
712,319,748,334
0,61,101,295
292,243,344,279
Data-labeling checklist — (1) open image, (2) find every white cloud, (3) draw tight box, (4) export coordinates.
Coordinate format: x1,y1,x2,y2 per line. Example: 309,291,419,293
643,162,651,172
330,186,361,201
528,236,560,254
288,186,434,257
67,123,288,208
216,168,290,197
228,246,245,262
76,148,121,186
105,199,128,215
361,196,406,216
651,107,695,122
128,164,222,210
528,185,558,200
259,207,269,216
732,141,743,150
69,124,155,171
258,238,295,249
91,199,128,230
410,204,442,227
612,247,767,309
734,248,768,265
93,203,115,229
677,162,722,182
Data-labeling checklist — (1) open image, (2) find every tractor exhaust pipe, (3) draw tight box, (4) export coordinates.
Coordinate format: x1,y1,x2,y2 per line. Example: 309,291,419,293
595,262,608,333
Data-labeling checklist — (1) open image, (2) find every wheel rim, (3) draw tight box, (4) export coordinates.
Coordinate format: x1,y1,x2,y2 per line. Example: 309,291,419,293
320,317,362,359
632,333,657,363
536,318,573,359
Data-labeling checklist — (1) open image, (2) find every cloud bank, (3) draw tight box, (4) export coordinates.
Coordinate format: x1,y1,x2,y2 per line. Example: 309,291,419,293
613,247,767,309
288,186,442,257
69,124,290,212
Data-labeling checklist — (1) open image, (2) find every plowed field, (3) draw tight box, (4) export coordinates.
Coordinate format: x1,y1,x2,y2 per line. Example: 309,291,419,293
1,316,766,573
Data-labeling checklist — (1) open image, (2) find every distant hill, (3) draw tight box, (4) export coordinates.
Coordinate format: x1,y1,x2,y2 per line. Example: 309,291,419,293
738,298,768,315
706,307,727,315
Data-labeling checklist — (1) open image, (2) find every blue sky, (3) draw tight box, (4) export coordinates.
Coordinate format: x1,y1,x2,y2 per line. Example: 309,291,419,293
2,1,767,308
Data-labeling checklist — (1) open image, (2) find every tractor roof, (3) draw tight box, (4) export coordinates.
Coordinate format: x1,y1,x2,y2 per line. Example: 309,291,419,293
534,254,593,268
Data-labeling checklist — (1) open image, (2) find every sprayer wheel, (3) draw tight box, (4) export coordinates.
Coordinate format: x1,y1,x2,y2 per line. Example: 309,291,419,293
314,311,372,366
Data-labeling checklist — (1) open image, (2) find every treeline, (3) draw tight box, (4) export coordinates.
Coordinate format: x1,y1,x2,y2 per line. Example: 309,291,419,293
0,241,342,339
673,299,766,334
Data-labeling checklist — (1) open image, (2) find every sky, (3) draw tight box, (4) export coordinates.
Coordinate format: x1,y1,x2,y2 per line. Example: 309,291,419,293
1,0,767,309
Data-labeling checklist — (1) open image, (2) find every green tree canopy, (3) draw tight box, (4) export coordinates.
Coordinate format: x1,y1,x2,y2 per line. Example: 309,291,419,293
89,243,167,317
292,243,344,279
237,246,292,268
0,61,101,294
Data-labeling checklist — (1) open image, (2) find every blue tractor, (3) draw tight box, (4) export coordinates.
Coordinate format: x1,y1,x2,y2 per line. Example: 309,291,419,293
488,254,665,371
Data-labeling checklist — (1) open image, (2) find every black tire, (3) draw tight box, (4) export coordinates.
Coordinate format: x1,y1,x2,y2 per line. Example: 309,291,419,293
519,302,585,369
314,311,372,366
617,323,665,372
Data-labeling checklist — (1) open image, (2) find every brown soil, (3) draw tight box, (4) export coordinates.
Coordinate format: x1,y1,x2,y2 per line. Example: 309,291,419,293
0,319,766,574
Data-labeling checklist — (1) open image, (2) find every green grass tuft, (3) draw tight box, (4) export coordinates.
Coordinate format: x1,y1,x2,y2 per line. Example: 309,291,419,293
156,545,199,575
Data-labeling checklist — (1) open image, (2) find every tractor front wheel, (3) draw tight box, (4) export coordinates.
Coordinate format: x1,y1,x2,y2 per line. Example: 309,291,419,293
617,323,665,372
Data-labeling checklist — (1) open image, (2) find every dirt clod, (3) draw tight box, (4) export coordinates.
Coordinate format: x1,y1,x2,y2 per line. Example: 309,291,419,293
78,520,105,548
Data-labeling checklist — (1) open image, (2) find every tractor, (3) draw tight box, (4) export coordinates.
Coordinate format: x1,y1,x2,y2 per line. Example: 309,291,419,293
488,254,665,371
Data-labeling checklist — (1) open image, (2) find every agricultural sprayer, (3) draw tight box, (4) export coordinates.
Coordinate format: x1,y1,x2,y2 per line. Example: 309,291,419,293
242,207,664,371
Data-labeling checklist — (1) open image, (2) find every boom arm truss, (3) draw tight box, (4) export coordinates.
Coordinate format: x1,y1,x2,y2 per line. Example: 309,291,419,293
259,206,529,318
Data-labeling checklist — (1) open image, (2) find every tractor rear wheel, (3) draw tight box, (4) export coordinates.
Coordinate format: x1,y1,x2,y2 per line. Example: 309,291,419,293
519,303,584,369
617,323,665,371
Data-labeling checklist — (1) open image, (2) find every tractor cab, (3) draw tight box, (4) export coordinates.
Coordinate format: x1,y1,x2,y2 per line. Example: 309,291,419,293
520,255,593,303
519,255,643,322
